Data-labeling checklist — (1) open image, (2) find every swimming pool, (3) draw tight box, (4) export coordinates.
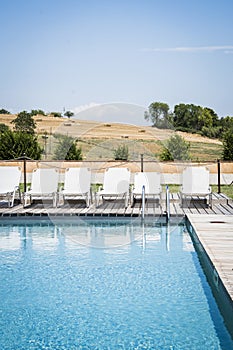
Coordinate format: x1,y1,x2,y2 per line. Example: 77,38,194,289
0,218,232,350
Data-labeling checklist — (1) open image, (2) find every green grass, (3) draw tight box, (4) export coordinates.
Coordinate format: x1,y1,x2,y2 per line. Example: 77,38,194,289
39,135,223,162
19,183,233,200
212,185,233,199
163,184,233,199
189,142,223,162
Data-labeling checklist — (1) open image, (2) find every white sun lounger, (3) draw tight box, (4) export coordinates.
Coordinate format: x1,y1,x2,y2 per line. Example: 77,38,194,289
24,168,59,207
58,167,91,207
180,166,212,207
0,166,22,207
131,172,162,205
95,168,130,208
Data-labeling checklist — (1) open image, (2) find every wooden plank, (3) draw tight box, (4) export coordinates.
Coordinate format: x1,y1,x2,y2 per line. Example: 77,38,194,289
0,192,233,218
187,214,233,303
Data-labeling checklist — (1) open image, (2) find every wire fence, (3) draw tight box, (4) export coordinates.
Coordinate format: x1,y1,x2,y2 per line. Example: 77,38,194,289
0,158,233,192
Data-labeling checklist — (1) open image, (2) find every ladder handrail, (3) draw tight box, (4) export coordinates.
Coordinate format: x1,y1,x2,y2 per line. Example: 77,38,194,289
166,185,170,221
141,185,145,220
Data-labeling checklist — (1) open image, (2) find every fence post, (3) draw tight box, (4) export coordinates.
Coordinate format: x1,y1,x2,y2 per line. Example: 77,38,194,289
17,154,31,193
217,159,221,194
141,154,144,172
23,157,28,193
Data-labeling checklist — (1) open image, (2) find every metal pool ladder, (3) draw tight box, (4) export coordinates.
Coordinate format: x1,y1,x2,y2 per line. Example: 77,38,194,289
166,185,170,222
141,185,145,220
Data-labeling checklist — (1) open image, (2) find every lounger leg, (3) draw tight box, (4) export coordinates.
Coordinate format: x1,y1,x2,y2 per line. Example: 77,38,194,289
23,193,29,207
10,190,15,207
86,192,90,208
95,193,99,207
7,192,11,207
10,187,21,207
125,193,129,208
131,196,136,208
209,193,212,208
53,192,57,208
180,194,184,207
57,192,64,207
18,188,22,204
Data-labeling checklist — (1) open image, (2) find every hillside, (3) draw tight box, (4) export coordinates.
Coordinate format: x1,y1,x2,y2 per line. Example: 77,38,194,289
0,114,222,161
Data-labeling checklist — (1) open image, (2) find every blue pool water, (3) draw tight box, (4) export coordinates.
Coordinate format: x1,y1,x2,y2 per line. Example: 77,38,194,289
0,218,232,350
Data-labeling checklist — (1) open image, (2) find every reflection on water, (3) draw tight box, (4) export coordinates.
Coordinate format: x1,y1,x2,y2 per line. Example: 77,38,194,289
0,219,196,252
0,227,21,251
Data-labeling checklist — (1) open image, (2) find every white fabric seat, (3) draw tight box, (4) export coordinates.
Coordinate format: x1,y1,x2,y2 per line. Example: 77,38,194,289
59,167,91,207
24,168,59,207
180,166,212,207
0,166,22,207
95,168,130,208
132,172,162,205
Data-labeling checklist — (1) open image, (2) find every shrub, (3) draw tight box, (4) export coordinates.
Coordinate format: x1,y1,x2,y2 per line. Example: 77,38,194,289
222,130,233,160
0,130,42,159
54,135,82,160
160,134,190,161
114,145,129,161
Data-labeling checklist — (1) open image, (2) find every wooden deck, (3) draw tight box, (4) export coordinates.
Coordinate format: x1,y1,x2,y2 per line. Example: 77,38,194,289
0,191,232,217
186,214,233,314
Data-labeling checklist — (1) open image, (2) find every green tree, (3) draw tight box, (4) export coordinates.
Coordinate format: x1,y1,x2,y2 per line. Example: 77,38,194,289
51,112,62,118
173,104,220,134
222,130,233,160
54,136,82,160
30,109,46,116
0,109,10,114
219,116,233,131
11,111,36,134
201,126,222,139
64,111,74,118
0,123,10,133
144,102,173,128
114,145,129,160
160,134,190,161
173,103,203,131
0,130,42,159
197,107,219,132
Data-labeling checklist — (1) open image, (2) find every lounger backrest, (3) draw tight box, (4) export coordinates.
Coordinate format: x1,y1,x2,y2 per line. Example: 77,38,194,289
182,167,210,194
64,167,91,193
134,172,161,194
0,166,21,193
103,168,130,194
31,168,59,194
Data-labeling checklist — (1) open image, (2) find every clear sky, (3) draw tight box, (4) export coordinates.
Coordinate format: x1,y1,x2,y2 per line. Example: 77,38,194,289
1,0,233,125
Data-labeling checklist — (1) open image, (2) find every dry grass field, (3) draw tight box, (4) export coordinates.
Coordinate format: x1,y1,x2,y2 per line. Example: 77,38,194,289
0,113,223,161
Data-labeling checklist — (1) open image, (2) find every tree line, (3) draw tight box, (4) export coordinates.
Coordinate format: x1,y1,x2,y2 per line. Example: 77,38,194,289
1,104,233,161
0,111,81,160
0,108,74,118
145,102,233,160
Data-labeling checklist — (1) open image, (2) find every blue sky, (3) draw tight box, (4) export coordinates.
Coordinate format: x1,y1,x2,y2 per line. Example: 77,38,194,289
1,0,233,125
